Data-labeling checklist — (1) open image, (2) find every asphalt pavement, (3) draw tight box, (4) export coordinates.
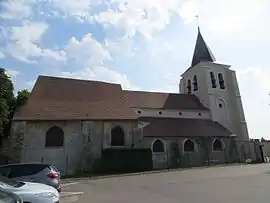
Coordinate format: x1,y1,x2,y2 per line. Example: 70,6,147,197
60,164,270,203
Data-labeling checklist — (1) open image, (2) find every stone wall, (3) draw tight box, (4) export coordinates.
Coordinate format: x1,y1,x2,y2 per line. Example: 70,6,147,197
103,121,138,148
20,121,84,175
144,137,237,170
10,120,139,175
236,140,262,163
261,141,270,159
6,121,26,163
79,121,103,173
8,119,255,175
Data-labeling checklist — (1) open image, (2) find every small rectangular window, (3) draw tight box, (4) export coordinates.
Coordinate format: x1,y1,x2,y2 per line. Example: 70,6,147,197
187,80,191,94
193,75,198,91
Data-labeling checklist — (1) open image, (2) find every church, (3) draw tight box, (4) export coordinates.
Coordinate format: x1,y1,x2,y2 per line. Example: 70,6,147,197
8,28,250,175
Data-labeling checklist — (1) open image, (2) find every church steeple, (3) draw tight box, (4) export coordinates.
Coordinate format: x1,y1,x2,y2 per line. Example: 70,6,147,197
191,27,216,67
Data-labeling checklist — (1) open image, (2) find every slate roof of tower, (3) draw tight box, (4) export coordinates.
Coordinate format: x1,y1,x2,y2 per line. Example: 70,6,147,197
191,28,216,67
140,117,233,137
13,76,208,121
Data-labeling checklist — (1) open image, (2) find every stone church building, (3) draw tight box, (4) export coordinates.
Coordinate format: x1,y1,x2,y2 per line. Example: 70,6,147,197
9,28,250,175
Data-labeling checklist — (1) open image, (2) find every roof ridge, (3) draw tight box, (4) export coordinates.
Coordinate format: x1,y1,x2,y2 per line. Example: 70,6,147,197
124,90,192,96
140,117,211,121
38,75,121,86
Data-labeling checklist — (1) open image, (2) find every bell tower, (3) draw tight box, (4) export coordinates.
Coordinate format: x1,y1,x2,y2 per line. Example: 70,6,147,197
179,28,249,141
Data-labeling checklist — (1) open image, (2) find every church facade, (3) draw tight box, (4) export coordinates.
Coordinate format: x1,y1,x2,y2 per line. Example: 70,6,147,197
8,29,250,175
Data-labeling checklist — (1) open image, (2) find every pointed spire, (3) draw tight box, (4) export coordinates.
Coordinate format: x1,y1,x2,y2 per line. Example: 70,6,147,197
191,27,216,67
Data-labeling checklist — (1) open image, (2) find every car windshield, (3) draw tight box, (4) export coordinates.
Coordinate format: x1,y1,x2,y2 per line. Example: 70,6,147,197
0,175,22,188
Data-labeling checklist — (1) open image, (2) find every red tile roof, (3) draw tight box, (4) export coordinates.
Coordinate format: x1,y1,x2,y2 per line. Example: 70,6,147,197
13,76,208,121
140,117,232,138
14,76,138,120
124,90,207,110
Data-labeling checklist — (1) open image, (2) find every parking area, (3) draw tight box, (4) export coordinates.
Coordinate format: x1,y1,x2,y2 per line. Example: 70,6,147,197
60,164,270,203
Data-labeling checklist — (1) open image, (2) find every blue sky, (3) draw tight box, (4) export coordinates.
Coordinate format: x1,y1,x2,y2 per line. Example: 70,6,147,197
1,0,270,139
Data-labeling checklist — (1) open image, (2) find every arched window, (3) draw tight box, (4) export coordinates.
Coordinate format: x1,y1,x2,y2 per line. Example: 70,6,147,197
45,126,64,147
213,139,223,151
152,139,165,153
193,75,198,91
218,73,225,89
111,126,125,146
184,139,195,152
187,79,191,94
210,72,217,88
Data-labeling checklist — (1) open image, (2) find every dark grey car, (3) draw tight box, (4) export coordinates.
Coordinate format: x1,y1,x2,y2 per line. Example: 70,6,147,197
0,163,61,192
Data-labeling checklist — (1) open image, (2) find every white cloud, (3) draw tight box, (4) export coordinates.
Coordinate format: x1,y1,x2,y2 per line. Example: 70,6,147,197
10,21,48,42
49,0,102,21
2,0,268,39
65,33,112,66
6,69,22,79
0,52,5,59
179,0,269,35
60,66,137,90
0,0,35,20
6,21,66,63
104,36,135,58
5,69,33,93
237,67,270,139
49,0,268,39
25,80,36,90
48,0,186,38
147,39,173,58
206,1,265,35
93,0,186,39
6,42,40,64
178,0,202,24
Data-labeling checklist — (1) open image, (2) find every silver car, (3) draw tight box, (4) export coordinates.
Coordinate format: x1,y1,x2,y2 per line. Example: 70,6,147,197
0,175,59,203
0,188,22,203
0,163,61,192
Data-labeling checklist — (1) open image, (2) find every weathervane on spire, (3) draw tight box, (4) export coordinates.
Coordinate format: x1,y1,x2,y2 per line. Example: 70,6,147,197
195,15,200,31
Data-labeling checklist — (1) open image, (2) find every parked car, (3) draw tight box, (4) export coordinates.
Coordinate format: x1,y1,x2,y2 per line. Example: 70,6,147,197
0,188,22,203
0,175,59,203
0,163,61,192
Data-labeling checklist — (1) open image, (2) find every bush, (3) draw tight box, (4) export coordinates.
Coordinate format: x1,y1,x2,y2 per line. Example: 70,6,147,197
100,148,152,174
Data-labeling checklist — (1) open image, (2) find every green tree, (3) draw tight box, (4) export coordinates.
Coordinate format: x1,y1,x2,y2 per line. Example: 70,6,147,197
2,89,30,140
0,68,30,142
0,68,15,138
15,89,30,108
0,99,9,138
0,68,15,107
